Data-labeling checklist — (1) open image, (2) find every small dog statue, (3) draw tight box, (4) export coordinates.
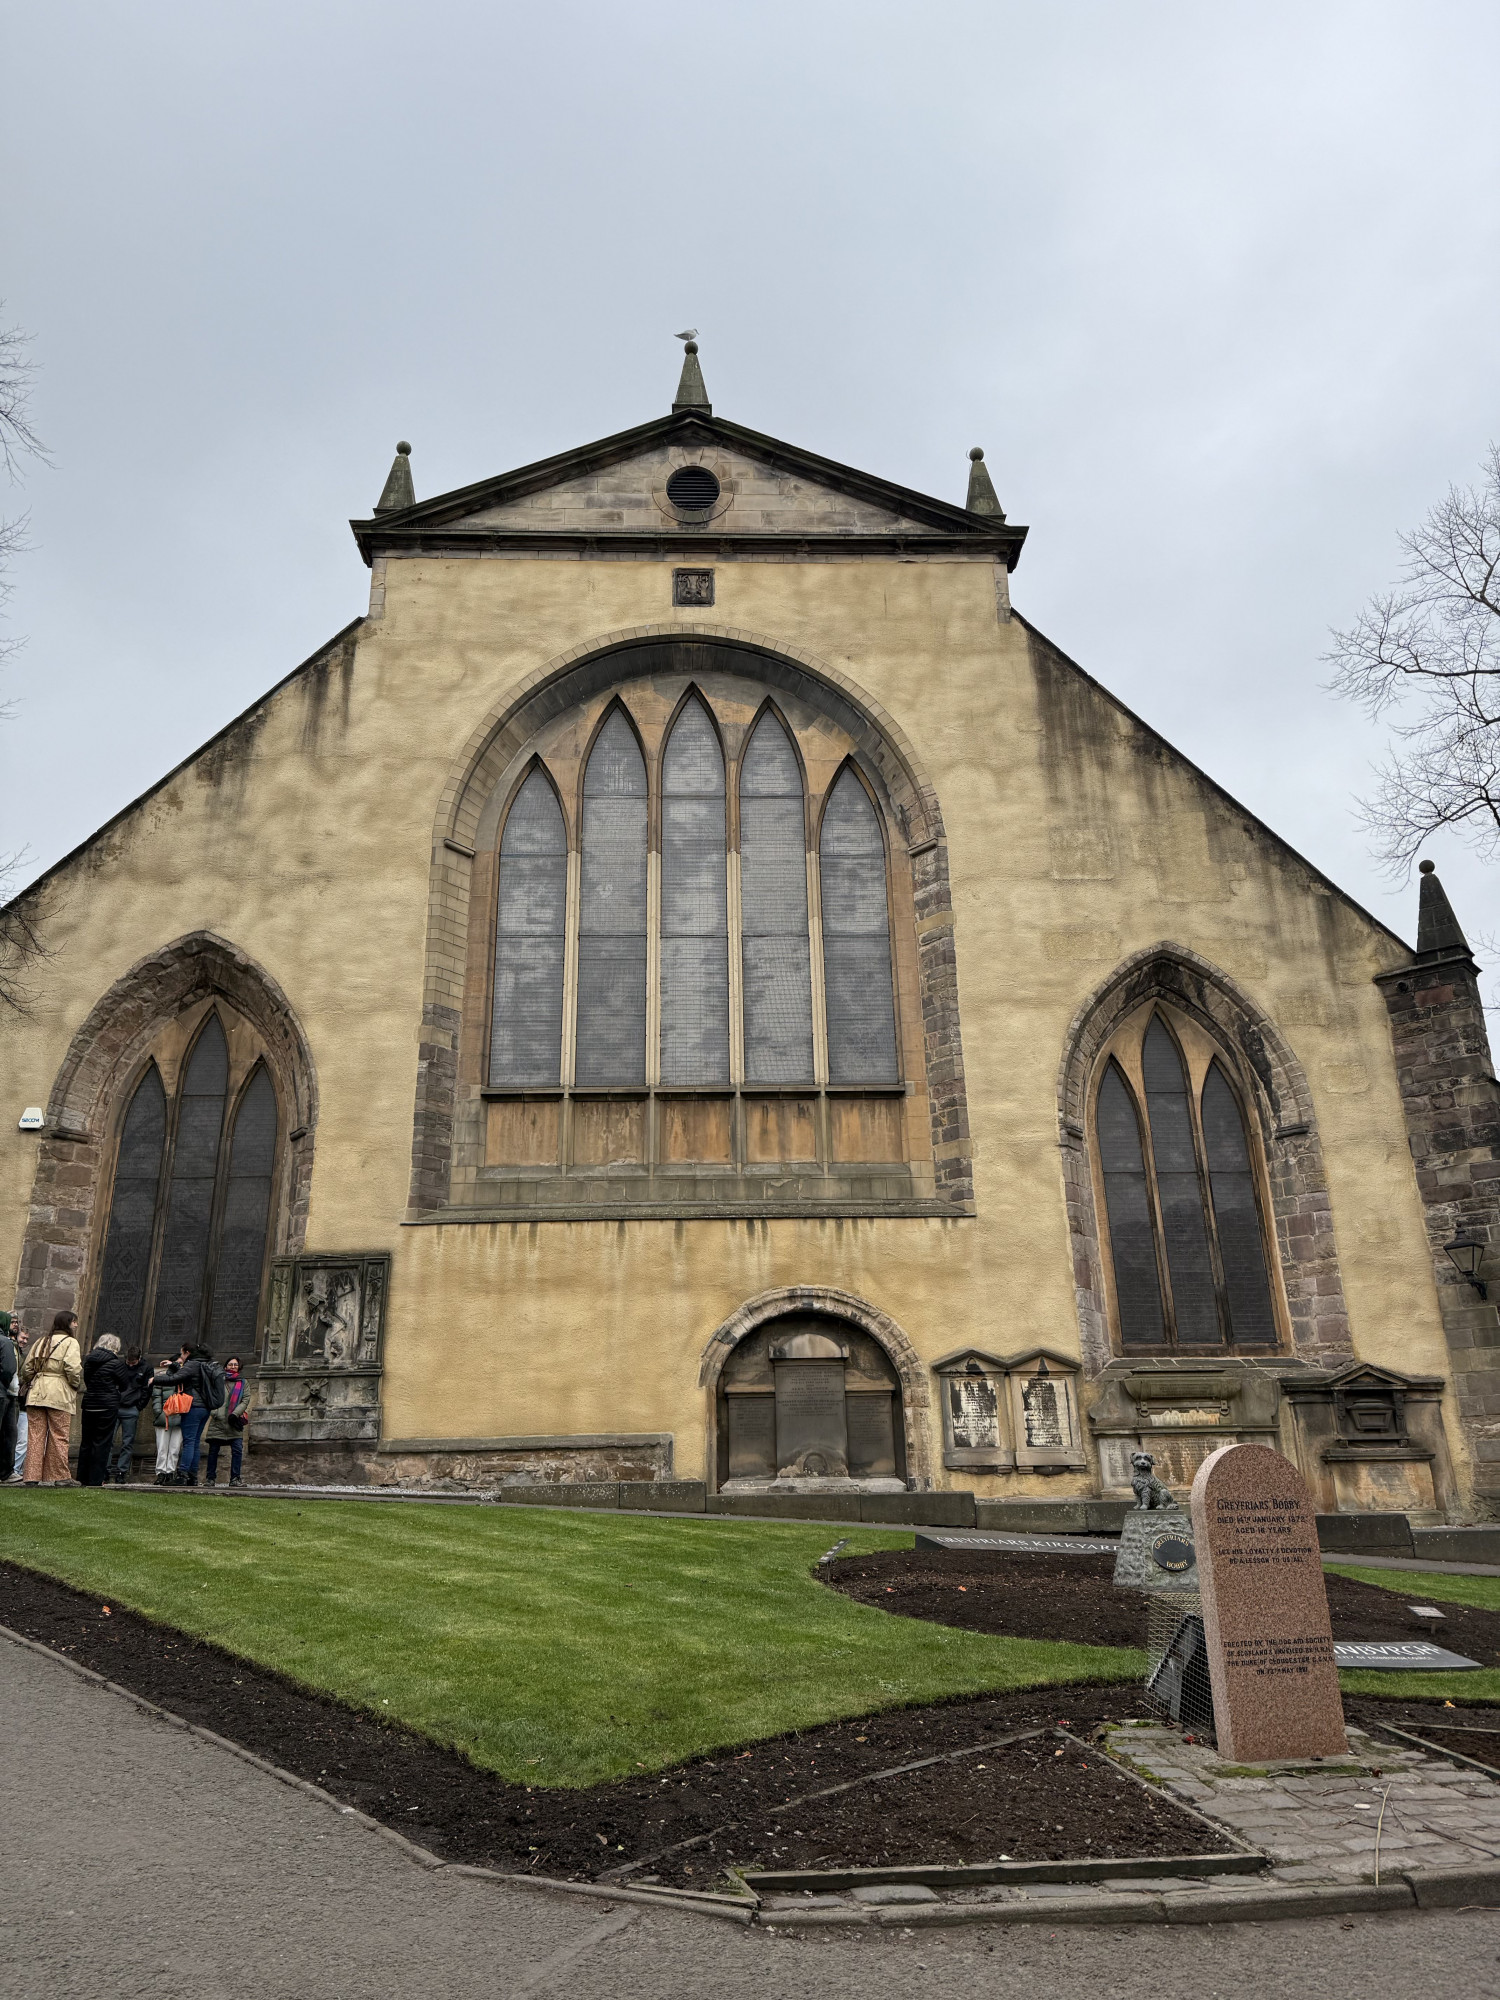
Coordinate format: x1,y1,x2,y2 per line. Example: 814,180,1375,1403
1130,1451,1174,1510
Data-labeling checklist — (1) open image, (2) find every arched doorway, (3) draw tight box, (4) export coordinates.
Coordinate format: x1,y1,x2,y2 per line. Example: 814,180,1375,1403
716,1313,907,1491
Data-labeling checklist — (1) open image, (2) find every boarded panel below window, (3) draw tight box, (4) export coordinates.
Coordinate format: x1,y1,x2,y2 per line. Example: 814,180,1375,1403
661,1097,733,1164
829,1095,905,1163
486,1099,561,1168
744,1096,818,1163
571,1098,647,1167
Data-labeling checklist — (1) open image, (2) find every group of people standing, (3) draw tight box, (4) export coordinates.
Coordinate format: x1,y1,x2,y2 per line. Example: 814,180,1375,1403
0,1309,251,1488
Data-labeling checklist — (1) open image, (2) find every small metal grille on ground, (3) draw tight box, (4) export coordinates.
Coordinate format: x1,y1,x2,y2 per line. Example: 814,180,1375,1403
1143,1591,1216,1737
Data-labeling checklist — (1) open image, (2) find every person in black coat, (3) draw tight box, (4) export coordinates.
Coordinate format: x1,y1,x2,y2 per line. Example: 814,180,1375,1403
79,1334,134,1486
158,1345,224,1486
108,1347,155,1485
0,1311,20,1484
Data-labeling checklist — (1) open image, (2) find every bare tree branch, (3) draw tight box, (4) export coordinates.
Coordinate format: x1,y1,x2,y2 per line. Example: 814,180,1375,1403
0,309,51,1010
0,316,52,480
1326,445,1500,869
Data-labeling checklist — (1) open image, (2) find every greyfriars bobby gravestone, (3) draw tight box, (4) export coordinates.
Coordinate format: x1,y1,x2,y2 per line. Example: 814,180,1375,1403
1190,1442,1347,1763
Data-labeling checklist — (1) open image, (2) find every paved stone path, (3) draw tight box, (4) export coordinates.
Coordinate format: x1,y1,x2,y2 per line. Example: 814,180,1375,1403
6,1638,1500,1999
1106,1720,1500,1883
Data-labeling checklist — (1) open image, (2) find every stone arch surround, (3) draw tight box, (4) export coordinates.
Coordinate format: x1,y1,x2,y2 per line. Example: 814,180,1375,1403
14,932,318,1334
1057,942,1353,1376
697,1284,935,1491
409,628,972,1216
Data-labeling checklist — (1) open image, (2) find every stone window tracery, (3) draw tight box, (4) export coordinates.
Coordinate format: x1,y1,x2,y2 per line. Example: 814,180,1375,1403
92,1001,282,1357
486,687,900,1100
1092,1005,1280,1354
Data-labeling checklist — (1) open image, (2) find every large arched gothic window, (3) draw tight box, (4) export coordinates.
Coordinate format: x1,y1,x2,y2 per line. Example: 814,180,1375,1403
93,1002,282,1355
486,689,901,1106
1093,1007,1279,1353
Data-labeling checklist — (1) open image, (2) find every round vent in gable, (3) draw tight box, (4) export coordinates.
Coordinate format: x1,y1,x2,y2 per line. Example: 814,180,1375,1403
665,465,721,514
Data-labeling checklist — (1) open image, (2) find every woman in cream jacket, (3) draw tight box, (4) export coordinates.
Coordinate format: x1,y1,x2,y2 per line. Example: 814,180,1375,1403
21,1311,84,1485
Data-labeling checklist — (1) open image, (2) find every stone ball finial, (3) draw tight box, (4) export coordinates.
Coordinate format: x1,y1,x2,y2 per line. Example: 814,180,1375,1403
1420,859,1436,874
396,441,411,456
684,340,698,355
969,446,985,461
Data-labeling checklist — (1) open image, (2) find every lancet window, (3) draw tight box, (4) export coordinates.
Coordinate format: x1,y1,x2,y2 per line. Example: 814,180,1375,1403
1092,1007,1280,1353
93,1003,282,1356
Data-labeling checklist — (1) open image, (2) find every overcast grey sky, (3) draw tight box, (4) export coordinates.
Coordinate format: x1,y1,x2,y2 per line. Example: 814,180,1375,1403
4,2,1499,963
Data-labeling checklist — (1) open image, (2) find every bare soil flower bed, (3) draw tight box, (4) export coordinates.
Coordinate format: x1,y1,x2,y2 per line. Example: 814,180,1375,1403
629,1727,1235,1887
824,1547,1500,1664
1,1558,1209,1887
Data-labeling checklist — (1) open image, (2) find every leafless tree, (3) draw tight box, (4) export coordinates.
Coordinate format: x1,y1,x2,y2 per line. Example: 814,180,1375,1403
1,307,54,1012
1327,446,1500,870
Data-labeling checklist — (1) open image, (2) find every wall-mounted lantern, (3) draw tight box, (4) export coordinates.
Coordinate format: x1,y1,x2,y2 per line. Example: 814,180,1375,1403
1443,1228,1489,1300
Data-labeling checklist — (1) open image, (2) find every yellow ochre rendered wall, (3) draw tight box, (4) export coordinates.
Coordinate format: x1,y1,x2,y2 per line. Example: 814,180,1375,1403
0,549,1461,1495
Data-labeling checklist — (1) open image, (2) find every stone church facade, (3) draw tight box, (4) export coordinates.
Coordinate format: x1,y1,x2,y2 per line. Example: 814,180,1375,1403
6,344,1500,1521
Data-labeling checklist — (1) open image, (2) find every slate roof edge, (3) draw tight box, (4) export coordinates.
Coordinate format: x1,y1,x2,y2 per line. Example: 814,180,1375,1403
349,410,1028,566
1014,611,1415,962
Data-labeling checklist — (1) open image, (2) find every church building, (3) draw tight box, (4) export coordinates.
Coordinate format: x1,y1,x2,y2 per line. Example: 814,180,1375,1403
6,342,1499,1524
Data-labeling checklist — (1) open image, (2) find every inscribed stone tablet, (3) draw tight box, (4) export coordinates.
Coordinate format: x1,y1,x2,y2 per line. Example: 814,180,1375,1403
773,1360,849,1476
1190,1443,1347,1762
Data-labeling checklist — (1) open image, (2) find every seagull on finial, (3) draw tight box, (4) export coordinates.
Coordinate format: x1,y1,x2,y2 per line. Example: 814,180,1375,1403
675,329,698,343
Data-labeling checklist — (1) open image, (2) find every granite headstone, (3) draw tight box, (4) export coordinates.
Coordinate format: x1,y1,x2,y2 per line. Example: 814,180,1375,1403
1190,1442,1347,1762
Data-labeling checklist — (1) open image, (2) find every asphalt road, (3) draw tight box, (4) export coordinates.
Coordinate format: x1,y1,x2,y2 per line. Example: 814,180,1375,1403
4,1635,1500,2000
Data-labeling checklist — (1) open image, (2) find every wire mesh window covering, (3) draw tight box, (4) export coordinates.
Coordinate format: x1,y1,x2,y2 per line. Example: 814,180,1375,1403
207,1066,279,1352
739,712,815,1084
93,1064,167,1343
1142,1019,1219,1344
151,1014,230,1350
94,1012,282,1356
1201,1062,1278,1345
1097,1062,1168,1349
819,767,899,1083
1095,1013,1280,1353
659,698,730,1083
576,708,649,1085
490,769,568,1085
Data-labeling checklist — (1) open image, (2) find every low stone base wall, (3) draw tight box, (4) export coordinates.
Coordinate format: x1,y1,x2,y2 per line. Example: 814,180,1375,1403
244,1435,674,1489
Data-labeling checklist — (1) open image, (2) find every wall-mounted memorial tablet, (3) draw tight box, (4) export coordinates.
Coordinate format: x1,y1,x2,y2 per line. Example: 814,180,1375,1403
1190,1441,1347,1763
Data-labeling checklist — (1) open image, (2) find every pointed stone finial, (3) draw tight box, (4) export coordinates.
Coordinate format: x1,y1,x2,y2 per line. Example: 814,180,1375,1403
965,446,1005,520
1416,858,1473,959
672,338,711,416
374,440,415,515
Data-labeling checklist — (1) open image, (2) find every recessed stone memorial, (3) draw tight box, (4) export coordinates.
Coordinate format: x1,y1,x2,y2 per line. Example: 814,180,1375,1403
1190,1442,1348,1762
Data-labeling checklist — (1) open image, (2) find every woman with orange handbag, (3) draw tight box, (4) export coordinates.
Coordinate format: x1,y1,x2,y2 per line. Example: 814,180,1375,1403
153,1361,188,1484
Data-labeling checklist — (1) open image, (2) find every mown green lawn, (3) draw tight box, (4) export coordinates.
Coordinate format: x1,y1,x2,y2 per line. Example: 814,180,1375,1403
1331,1562,1500,1703
0,1492,1141,1785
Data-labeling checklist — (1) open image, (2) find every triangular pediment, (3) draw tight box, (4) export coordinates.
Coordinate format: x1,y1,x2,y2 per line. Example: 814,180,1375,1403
351,413,1027,565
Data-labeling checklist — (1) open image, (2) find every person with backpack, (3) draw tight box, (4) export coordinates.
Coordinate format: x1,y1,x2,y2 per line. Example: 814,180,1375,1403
108,1346,155,1484
152,1360,186,1484
20,1311,84,1485
159,1344,224,1487
78,1332,133,1486
204,1356,251,1488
